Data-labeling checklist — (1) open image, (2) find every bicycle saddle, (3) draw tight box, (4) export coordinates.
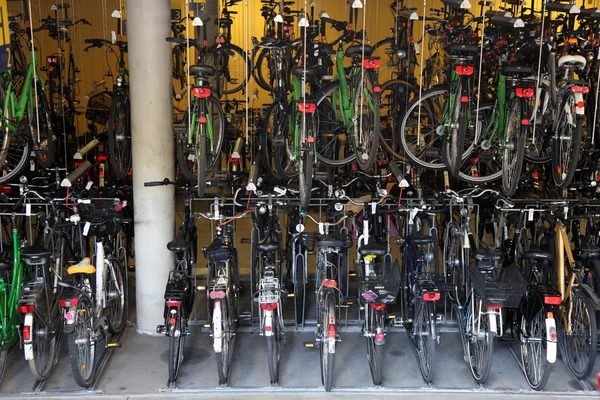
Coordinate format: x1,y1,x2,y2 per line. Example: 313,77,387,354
256,240,278,254
557,54,586,70
446,43,480,55
523,248,554,262
317,235,352,249
21,242,51,261
501,65,535,76
359,241,387,257
167,236,190,252
578,239,600,256
204,238,232,262
189,64,216,77
292,66,319,78
344,44,374,58
410,235,435,245
473,243,501,262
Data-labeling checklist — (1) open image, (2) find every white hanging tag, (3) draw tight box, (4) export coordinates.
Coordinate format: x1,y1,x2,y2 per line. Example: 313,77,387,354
564,206,569,218
414,42,420,54
111,31,117,44
86,181,93,190
318,222,325,235
463,231,470,248
25,203,31,216
83,222,91,236
528,208,534,221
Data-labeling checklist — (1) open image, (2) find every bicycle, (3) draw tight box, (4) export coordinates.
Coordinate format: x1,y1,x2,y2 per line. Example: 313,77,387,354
147,179,198,385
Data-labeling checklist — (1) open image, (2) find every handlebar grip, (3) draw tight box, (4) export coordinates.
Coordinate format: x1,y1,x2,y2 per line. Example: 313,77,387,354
144,181,168,187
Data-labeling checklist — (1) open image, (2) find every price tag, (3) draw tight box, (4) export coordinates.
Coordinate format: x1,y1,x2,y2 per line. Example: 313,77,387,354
528,208,534,221
86,181,93,190
83,222,91,236
25,203,31,216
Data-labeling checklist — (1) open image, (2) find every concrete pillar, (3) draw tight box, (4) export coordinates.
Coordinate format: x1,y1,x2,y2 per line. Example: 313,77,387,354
127,0,175,335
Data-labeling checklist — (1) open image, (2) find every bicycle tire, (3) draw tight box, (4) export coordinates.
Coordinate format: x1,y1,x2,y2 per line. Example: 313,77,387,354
552,90,583,188
352,69,380,171
266,320,281,385
168,315,186,384
28,284,61,380
30,81,54,169
320,292,335,391
107,91,131,180
199,45,251,96
366,308,384,385
415,299,436,383
294,248,306,326
443,80,467,178
0,350,7,384
177,97,225,183
453,301,469,363
502,98,526,196
466,293,493,383
563,290,597,379
299,113,315,209
106,257,127,335
273,102,299,180
520,309,551,390
261,101,285,179
254,48,275,92
198,135,207,198
67,295,96,388
216,296,235,385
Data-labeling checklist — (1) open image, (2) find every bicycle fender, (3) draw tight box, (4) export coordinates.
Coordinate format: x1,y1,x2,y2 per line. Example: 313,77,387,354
573,92,585,115
576,284,600,311
23,313,33,361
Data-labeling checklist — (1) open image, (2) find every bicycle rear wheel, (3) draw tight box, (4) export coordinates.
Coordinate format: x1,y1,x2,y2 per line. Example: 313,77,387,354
443,81,467,178
352,69,380,171
415,299,435,383
67,295,96,388
502,98,526,196
320,292,336,391
552,90,583,188
168,315,186,384
520,309,551,390
563,290,597,379
366,308,384,385
28,284,61,380
28,81,54,169
199,45,251,96
107,91,131,180
106,257,127,335
216,297,235,385
299,113,315,209
466,293,493,383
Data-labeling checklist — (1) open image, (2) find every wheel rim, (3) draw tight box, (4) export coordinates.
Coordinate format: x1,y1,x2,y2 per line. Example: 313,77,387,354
502,101,522,193
467,295,490,379
75,300,95,381
107,261,125,332
554,93,577,185
521,311,547,387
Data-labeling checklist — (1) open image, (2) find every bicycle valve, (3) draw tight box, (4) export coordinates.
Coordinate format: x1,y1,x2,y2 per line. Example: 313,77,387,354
74,139,99,160
246,164,259,192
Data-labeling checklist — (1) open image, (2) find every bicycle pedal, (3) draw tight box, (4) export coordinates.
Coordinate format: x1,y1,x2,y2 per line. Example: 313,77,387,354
303,342,316,348
106,342,122,349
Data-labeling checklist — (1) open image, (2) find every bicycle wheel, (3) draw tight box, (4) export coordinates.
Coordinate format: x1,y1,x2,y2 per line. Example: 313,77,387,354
28,284,61,380
378,79,419,160
274,104,299,180
552,90,583,188
466,293,493,383
299,113,315,209
168,314,186,383
524,83,552,164
177,97,225,183
107,91,131,180
319,292,335,391
266,319,281,385
0,350,7,384
216,297,235,385
502,98,526,196
254,48,275,92
352,69,380,171
415,299,435,383
199,45,251,96
443,80,467,178
520,309,551,390
563,290,597,379
106,257,127,335
198,135,207,197
0,78,13,168
67,295,96,388
294,247,306,326
366,308,384,385
261,101,285,179
30,81,54,169
372,38,396,84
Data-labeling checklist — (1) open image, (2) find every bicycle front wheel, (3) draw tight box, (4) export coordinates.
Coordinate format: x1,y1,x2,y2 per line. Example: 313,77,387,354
443,80,467,178
67,295,96,388
266,318,282,386
552,90,583,188
520,309,551,390
0,81,29,182
216,297,235,385
29,81,54,169
563,290,597,379
352,69,380,171
28,284,61,380
502,98,526,196
106,257,127,335
107,91,132,180
466,294,493,383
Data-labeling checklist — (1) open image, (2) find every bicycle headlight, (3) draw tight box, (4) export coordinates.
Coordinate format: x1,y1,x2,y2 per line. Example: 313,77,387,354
116,75,123,87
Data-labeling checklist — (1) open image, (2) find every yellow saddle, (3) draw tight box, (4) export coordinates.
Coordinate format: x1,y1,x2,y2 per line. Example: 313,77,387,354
67,258,96,275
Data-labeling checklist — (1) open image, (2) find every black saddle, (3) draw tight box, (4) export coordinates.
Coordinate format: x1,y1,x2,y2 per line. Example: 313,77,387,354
204,238,233,262
189,64,216,77
446,43,480,55
359,241,387,257
501,65,534,76
411,235,435,245
317,235,352,249
21,242,51,261
256,240,279,254
167,236,190,252
473,243,501,262
345,44,374,58
523,249,554,262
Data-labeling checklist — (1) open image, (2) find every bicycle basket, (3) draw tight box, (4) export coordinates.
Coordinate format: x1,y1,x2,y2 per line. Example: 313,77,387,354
355,260,401,304
468,262,527,309
85,91,111,125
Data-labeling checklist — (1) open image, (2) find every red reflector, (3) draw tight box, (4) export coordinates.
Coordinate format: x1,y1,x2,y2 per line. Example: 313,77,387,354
374,86,381,93
461,96,469,103
581,87,589,94
192,87,211,98
260,303,277,311
52,58,57,63
516,88,534,98
18,305,35,314
0,185,11,195
49,67,54,72
166,301,181,307
210,291,226,299
169,317,176,325
321,279,337,288
298,103,316,113
369,303,386,310
228,157,240,163
364,58,380,69
47,58,52,62
577,101,584,108
487,305,502,310
265,326,272,332
551,332,557,340
544,296,561,305
74,162,82,167
59,298,79,307
307,136,315,143
521,119,529,125
455,65,474,76
469,157,479,163
375,333,384,341
533,171,539,178
328,323,336,338
423,292,440,301
97,155,107,161
23,326,31,341
571,86,581,93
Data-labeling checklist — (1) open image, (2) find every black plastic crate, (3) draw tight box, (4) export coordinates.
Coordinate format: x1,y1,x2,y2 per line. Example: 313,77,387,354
355,260,401,304
468,262,527,309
